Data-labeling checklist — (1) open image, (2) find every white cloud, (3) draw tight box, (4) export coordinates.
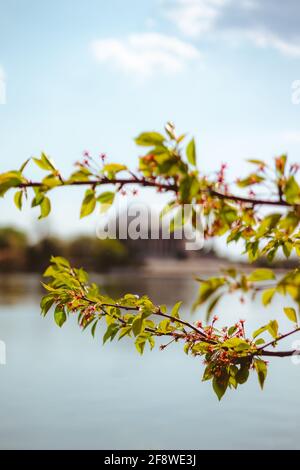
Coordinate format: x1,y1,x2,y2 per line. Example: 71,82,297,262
91,33,200,78
248,31,300,57
165,0,228,37
164,0,300,58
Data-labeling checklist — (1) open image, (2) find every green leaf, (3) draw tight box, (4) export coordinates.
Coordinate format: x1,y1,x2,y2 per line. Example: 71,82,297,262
158,319,171,334
186,138,196,166
228,325,238,336
148,335,155,350
33,153,56,172
202,365,213,381
255,338,265,346
40,295,55,316
171,301,182,319
97,191,115,204
118,326,132,340
97,191,115,213
42,175,61,188
135,132,165,147
254,359,267,389
31,190,44,207
0,171,24,197
212,374,228,401
248,268,275,282
252,325,268,339
223,337,251,351
256,213,281,237
132,315,143,337
283,307,297,323
14,190,23,210
262,288,276,306
184,342,191,355
39,196,51,219
284,176,300,204
135,334,147,355
237,174,265,187
50,256,71,268
235,365,250,384
54,306,67,327
267,319,278,338
19,158,31,173
247,159,266,167
102,163,127,175
91,321,98,338
103,324,119,344
80,189,96,218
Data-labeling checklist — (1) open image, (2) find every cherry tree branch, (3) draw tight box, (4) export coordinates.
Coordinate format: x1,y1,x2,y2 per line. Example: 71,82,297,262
17,177,298,207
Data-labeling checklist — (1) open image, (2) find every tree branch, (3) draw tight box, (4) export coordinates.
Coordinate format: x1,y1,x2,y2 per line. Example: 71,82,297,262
258,326,300,352
16,177,298,208
99,302,208,338
260,349,300,357
209,189,295,207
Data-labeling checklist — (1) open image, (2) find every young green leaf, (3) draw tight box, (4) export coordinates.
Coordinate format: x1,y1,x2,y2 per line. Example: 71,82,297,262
54,306,67,327
283,307,297,323
14,190,23,210
171,301,182,319
39,196,51,219
248,269,275,282
135,132,165,147
97,191,115,204
80,189,96,218
91,321,98,338
102,163,127,175
262,288,276,306
212,375,228,401
186,138,196,166
135,334,147,355
33,153,56,172
254,359,268,389
252,325,268,339
267,319,279,338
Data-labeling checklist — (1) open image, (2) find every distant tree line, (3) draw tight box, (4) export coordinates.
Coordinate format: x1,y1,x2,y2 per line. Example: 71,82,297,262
0,227,131,273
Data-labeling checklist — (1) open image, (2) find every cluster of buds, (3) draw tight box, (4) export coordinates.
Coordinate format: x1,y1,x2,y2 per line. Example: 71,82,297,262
79,305,97,327
83,305,96,316
82,150,91,166
77,150,107,171
217,163,227,184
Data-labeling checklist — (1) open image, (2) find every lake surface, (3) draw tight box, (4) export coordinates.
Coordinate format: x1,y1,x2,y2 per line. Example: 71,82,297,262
0,272,299,450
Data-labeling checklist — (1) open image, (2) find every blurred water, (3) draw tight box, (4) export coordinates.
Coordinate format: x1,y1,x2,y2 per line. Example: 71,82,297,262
0,273,299,450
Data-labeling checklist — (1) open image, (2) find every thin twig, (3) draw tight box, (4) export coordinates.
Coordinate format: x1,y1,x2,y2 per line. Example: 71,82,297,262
258,326,300,352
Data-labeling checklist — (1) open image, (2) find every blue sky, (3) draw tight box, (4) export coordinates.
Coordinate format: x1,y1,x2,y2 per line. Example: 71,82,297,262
0,0,300,239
